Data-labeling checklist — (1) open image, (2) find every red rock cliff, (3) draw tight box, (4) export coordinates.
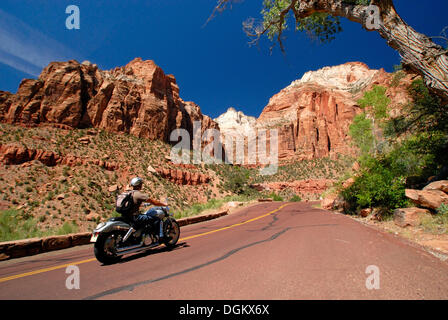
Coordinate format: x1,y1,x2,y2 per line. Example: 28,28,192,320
257,62,416,161
0,58,218,142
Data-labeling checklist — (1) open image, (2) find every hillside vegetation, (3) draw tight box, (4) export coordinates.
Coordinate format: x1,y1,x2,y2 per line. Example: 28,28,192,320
0,123,353,241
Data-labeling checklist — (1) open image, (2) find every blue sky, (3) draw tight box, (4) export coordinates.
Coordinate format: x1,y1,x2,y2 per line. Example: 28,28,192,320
0,1,447,119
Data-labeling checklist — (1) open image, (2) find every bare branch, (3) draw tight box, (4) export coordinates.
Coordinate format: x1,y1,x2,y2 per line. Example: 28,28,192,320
205,0,241,27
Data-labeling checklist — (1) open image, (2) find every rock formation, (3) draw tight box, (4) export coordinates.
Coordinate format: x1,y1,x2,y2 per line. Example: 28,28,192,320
0,58,219,143
214,107,257,138
155,167,210,185
258,62,418,161
0,144,119,171
216,62,416,163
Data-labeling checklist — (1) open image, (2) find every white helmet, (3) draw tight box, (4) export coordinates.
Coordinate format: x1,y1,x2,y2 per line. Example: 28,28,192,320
130,177,143,188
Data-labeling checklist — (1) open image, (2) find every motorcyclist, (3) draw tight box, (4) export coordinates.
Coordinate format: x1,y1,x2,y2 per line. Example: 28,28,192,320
128,177,168,240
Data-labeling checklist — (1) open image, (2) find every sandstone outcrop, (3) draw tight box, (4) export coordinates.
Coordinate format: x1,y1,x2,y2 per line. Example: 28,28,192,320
0,144,119,171
258,62,417,160
155,167,210,185
0,58,218,143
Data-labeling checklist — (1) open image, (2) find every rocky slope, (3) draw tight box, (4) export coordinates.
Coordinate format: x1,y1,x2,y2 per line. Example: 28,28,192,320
0,58,218,142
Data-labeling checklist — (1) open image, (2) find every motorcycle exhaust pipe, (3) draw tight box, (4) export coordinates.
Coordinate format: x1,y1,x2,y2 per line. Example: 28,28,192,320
116,246,148,256
116,241,143,253
116,242,161,256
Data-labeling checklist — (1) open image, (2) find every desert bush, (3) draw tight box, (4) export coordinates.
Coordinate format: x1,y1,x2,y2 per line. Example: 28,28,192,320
289,195,302,202
268,192,284,202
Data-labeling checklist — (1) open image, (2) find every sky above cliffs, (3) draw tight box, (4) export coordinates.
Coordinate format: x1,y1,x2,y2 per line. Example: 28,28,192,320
0,1,447,119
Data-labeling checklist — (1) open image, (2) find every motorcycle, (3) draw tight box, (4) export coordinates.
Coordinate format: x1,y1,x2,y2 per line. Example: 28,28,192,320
90,202,180,264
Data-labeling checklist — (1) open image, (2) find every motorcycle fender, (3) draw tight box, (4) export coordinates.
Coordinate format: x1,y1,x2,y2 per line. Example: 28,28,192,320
91,221,131,243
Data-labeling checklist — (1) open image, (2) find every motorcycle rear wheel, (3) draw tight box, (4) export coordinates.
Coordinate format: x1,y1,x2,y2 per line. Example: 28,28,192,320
94,232,123,264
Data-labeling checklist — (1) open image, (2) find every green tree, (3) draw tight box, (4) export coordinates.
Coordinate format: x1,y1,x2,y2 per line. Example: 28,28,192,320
349,85,390,157
349,113,374,155
385,79,448,137
357,85,390,120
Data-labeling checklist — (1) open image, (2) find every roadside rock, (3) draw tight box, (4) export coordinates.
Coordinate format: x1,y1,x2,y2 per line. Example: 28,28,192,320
225,201,243,210
423,180,448,193
359,208,372,217
42,235,71,252
70,233,92,246
394,207,432,228
321,193,339,210
0,238,42,260
406,189,448,210
405,189,420,202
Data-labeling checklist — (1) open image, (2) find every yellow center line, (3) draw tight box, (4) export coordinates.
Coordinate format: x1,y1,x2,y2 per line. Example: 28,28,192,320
0,203,290,284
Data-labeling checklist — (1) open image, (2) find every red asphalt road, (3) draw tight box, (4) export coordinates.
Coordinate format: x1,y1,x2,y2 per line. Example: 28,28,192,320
0,202,448,300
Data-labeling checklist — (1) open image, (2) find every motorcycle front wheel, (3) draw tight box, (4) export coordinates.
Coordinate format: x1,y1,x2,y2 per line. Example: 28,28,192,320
163,218,180,249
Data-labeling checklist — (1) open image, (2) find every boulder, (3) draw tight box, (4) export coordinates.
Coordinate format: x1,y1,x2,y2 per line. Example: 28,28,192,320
108,184,119,193
393,207,432,228
406,189,448,210
405,189,419,202
359,208,372,217
86,212,100,222
321,193,338,210
147,165,157,174
423,180,448,193
342,178,355,189
225,201,243,210
78,136,91,144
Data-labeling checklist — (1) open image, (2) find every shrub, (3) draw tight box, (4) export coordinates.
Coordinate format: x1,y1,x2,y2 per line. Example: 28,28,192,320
57,222,78,235
437,203,448,216
268,192,284,202
289,195,302,202
0,209,51,241
341,155,409,215
222,167,255,196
